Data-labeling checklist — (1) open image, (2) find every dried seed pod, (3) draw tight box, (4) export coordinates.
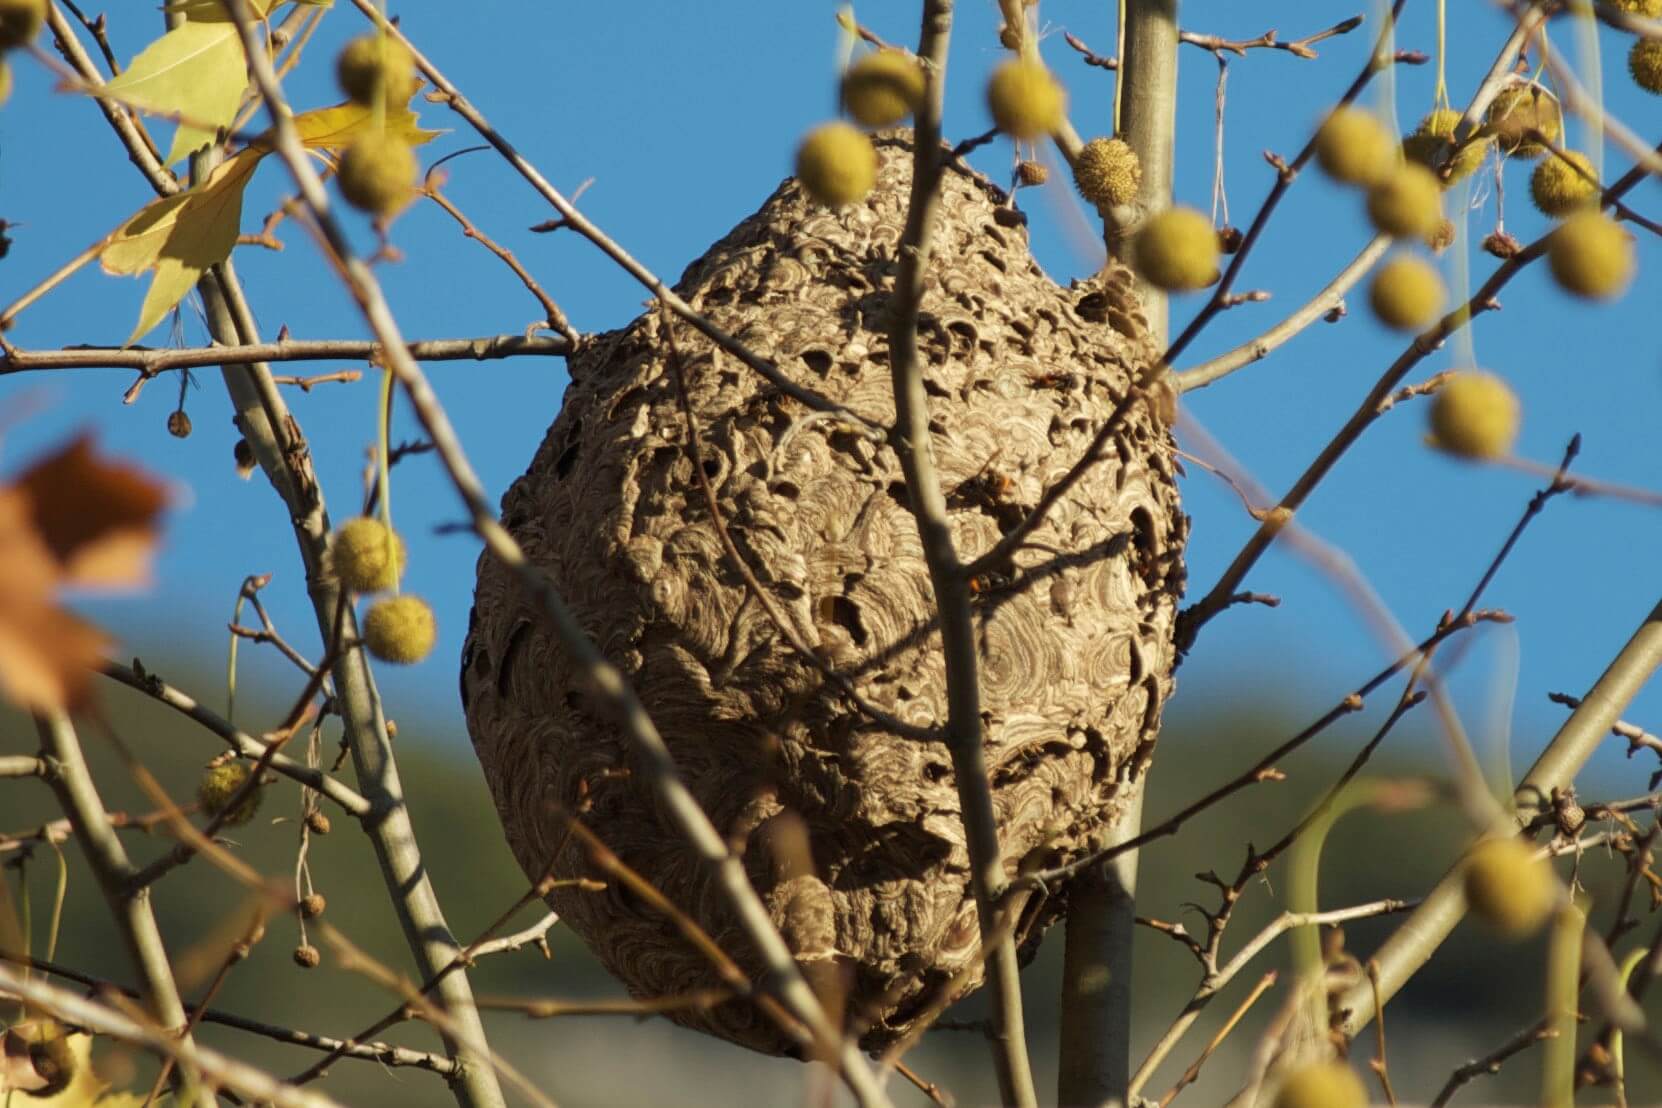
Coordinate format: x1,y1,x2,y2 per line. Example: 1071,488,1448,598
1073,136,1141,208
463,132,1186,1054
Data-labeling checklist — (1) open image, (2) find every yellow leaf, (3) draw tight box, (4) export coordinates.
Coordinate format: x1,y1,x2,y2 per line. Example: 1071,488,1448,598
103,21,249,164
281,96,442,152
97,150,260,343
0,1029,106,1104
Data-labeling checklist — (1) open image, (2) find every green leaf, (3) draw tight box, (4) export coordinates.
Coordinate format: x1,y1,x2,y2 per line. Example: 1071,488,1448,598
99,150,261,344
103,21,250,165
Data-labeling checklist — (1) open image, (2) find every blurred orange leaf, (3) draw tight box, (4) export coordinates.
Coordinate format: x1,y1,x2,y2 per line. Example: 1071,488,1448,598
0,436,168,712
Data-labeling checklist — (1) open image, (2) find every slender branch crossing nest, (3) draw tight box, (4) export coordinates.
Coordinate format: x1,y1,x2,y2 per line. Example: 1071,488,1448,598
462,133,1187,1054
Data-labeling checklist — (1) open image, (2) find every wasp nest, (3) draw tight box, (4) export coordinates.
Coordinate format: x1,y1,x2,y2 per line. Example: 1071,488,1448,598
462,133,1187,1054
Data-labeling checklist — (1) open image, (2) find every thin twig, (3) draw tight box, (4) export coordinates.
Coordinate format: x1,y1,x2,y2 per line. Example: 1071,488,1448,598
0,335,568,377
1178,16,1364,61
270,370,363,390
477,988,733,1020
0,756,47,779
1175,235,1389,392
1022,612,1505,891
1430,1019,1556,1107
1159,972,1277,1106
420,168,580,344
102,661,371,819
0,949,458,1074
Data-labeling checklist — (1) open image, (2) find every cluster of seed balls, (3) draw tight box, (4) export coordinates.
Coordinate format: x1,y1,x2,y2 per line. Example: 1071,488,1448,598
327,516,438,665
0,0,46,102
332,32,423,218
795,52,1220,294
1313,74,1647,466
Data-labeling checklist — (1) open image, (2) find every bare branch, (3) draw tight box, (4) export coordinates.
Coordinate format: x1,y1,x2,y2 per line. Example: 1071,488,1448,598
0,964,348,1108
1,949,459,1075
0,335,568,378
102,661,371,819
1176,235,1388,392
420,167,581,345
1179,16,1364,61
32,712,199,1092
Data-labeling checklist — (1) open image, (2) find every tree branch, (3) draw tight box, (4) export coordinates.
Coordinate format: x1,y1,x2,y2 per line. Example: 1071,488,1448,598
0,335,568,378
1336,592,1662,1038
223,5,891,1103
32,712,202,1101
882,3,1036,1104
1175,235,1389,392
0,962,346,1108
102,661,371,819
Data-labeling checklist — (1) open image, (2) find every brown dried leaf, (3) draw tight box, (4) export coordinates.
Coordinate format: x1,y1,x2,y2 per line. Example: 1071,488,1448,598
13,436,168,588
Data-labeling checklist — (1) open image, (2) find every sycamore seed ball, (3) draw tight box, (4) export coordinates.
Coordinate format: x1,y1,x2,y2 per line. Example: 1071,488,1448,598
329,517,407,592
841,50,926,128
1632,39,1662,95
1484,86,1561,158
1548,210,1635,299
1132,206,1220,292
1617,0,1662,17
1403,108,1491,187
1369,254,1445,331
986,59,1065,140
1464,837,1556,938
336,33,419,108
795,122,877,207
1428,371,1520,460
1273,1062,1367,1108
336,132,418,217
1366,163,1442,240
198,762,261,827
364,595,437,665
0,0,45,50
1313,106,1395,187
1530,150,1599,217
1073,137,1141,208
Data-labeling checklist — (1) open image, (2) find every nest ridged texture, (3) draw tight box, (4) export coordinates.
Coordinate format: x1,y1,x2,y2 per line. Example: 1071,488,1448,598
462,133,1187,1055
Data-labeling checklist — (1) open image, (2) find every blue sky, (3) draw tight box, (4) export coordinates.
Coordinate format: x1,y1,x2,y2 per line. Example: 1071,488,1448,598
2,0,1659,802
